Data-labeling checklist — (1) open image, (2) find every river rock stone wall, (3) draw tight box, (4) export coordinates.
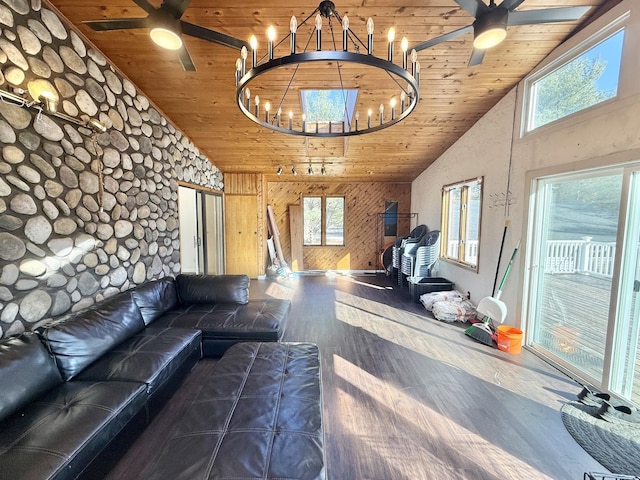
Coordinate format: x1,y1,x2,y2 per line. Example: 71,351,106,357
0,0,223,338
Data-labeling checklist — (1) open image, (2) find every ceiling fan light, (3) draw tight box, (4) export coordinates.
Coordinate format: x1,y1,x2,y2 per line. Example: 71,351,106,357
474,26,506,49
473,7,508,50
150,27,183,50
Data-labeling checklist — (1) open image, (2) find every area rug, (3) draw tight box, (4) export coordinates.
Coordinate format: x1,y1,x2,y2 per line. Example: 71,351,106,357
561,401,640,475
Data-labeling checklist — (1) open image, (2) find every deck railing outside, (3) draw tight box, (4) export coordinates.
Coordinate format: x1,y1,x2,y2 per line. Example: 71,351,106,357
545,237,616,278
446,240,479,264
446,237,620,279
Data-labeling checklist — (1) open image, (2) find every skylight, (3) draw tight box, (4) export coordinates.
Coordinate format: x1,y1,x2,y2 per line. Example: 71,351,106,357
301,89,358,132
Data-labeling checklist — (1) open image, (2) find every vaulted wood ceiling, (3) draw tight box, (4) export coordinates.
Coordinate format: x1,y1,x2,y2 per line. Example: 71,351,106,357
49,0,610,182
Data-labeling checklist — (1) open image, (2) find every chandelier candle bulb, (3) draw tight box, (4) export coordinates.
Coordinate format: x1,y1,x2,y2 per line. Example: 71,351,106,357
277,107,281,127
367,108,372,128
355,111,359,131
379,103,384,125
288,110,293,130
245,88,251,110
400,92,406,113
268,26,276,60
235,58,242,86
416,61,421,86
315,14,322,51
290,16,297,54
241,46,248,75
411,48,418,76
387,27,395,62
265,101,270,122
367,17,374,54
250,35,258,68
390,98,396,120
255,95,260,117
302,114,306,132
342,16,349,51
401,37,408,70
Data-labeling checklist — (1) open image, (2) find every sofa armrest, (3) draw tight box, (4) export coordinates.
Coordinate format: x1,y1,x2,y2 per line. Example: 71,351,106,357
176,274,250,305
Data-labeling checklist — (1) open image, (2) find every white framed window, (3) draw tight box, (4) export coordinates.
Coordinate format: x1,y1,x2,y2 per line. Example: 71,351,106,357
303,196,345,246
523,14,627,133
440,177,482,270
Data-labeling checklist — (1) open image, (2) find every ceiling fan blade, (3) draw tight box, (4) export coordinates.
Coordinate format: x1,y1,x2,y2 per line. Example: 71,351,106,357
83,18,150,31
499,0,525,11
131,0,156,15
181,21,248,50
508,6,591,26
161,0,192,18
177,45,196,71
454,0,490,18
411,25,473,52
468,47,486,67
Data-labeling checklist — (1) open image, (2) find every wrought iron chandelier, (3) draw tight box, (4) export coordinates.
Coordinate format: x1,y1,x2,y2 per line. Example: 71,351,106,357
235,1,420,137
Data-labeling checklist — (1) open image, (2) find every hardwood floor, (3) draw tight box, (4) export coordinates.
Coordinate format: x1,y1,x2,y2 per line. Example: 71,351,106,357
107,273,606,479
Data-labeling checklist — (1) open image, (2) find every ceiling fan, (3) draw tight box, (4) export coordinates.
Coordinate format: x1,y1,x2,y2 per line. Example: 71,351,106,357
83,0,247,71
411,0,591,66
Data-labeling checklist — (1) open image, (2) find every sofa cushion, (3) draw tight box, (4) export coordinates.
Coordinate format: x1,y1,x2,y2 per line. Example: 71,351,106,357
40,291,145,380
131,277,179,326
0,333,63,424
176,274,249,305
136,342,324,480
75,327,202,396
0,380,147,480
153,299,290,343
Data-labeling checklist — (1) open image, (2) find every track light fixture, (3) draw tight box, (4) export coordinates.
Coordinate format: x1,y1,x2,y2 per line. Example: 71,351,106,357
0,80,106,134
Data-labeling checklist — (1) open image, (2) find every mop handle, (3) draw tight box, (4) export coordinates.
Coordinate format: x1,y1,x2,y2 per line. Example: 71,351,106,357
497,241,520,293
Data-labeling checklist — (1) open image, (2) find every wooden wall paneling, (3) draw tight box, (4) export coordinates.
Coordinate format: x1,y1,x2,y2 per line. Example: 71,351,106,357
289,204,304,272
224,173,259,195
267,182,412,271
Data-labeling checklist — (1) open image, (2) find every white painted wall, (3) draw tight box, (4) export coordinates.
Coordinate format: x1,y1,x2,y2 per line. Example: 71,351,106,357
412,0,640,327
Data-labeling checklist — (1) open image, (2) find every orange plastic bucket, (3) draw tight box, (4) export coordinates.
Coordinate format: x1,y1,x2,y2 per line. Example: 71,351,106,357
497,326,523,354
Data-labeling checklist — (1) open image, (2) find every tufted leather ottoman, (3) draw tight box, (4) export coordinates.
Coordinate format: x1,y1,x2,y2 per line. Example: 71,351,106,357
140,342,325,480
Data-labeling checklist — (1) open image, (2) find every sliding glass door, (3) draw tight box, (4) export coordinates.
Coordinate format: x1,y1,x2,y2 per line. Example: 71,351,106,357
178,186,224,275
610,170,640,405
526,164,640,406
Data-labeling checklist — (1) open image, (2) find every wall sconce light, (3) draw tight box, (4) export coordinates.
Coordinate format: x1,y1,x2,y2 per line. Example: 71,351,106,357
276,165,283,176
0,80,107,134
292,166,297,176
28,79,59,113
321,165,326,176
307,165,314,176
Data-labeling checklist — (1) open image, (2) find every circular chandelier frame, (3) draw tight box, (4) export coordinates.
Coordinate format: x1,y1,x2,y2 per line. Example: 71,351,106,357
235,1,420,138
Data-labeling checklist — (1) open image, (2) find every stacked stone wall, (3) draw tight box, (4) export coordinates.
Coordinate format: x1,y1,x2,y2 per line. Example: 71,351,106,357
0,0,223,338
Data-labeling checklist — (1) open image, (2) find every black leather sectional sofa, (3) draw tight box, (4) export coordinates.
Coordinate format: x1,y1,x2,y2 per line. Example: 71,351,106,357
0,274,325,480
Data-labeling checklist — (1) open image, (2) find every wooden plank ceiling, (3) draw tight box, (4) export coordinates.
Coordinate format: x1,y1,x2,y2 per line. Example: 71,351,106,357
48,0,610,182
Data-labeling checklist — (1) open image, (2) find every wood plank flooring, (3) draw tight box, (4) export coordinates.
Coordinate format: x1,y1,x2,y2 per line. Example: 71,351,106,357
106,273,606,479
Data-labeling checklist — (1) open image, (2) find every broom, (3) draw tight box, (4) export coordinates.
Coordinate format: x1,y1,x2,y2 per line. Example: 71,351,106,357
465,242,519,346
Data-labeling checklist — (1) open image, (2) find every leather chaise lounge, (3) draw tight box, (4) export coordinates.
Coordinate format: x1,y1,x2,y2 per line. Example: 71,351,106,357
0,274,325,480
